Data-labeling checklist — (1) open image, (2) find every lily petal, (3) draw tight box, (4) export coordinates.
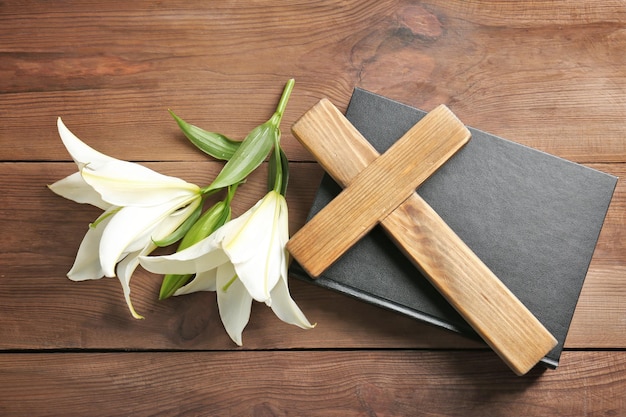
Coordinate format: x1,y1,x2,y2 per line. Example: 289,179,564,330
67,208,117,281
116,244,153,320
99,195,198,277
48,172,111,210
81,160,200,208
57,118,118,168
150,197,203,243
269,275,315,330
224,191,284,302
139,221,242,275
216,263,252,346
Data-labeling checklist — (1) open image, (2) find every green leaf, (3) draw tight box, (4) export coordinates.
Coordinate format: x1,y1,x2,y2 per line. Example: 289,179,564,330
169,110,240,160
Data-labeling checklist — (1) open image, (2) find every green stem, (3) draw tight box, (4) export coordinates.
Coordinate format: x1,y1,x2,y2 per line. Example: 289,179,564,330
199,185,227,196
276,79,295,119
268,78,294,192
269,78,295,127
225,181,240,205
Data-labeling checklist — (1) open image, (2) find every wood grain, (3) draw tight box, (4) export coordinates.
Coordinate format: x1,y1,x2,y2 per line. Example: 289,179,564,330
0,351,623,417
0,163,623,351
0,0,625,414
1,0,625,162
288,102,470,277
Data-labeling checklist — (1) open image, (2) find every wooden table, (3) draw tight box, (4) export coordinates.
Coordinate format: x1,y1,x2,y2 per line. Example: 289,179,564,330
1,1,624,415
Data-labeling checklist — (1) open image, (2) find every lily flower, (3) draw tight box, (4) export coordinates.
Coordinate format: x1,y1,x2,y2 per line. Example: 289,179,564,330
49,118,202,318
140,190,314,345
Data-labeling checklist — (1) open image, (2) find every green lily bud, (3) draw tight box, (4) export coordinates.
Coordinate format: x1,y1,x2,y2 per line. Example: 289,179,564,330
152,201,203,247
159,184,237,299
202,79,295,194
268,142,289,196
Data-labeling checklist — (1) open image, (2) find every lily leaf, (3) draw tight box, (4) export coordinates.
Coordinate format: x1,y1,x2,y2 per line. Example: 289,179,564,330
169,110,240,161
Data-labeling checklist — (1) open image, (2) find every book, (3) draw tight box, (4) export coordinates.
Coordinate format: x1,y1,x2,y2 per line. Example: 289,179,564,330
289,88,618,368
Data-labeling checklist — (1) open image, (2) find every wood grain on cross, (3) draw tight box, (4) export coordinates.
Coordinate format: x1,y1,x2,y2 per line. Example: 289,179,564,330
287,99,557,375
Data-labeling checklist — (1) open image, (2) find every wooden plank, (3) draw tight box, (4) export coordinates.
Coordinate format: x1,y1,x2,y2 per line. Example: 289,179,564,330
567,162,626,347
0,350,623,416
0,162,623,350
1,1,626,162
288,103,470,277
0,1,623,413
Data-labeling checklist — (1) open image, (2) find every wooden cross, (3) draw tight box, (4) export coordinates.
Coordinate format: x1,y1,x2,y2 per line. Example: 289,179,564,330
286,99,557,375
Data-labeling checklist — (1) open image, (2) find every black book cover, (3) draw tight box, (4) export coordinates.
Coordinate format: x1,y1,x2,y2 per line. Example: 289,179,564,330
290,88,618,368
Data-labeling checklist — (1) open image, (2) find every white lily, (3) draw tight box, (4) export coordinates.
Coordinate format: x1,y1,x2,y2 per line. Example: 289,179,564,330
49,118,202,318
139,190,314,345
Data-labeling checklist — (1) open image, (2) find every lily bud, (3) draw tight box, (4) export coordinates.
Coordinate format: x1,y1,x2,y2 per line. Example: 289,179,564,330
202,79,295,193
159,195,232,300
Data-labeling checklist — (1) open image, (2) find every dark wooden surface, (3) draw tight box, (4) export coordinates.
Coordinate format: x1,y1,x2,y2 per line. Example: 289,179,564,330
1,1,625,415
